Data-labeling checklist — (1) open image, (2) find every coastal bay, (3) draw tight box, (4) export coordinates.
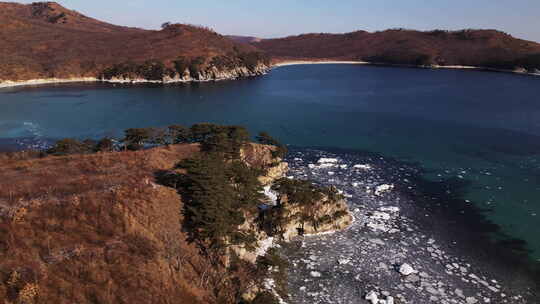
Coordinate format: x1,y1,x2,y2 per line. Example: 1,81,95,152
1,64,539,302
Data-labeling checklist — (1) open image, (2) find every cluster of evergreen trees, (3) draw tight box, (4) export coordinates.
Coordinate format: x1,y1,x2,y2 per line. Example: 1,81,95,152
154,125,285,252
46,123,287,158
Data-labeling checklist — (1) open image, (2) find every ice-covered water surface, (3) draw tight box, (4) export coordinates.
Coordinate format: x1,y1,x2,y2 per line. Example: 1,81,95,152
0,121,52,151
281,148,537,304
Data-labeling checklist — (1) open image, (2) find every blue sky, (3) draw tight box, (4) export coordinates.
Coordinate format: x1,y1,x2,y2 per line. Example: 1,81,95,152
12,0,540,42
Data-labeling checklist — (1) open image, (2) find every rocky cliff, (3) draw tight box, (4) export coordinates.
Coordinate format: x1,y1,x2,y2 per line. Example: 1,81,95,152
104,63,269,84
232,145,353,264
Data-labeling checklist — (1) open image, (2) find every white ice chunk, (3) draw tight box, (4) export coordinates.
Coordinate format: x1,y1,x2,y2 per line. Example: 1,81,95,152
399,263,417,276
318,158,339,164
354,164,372,170
375,184,394,196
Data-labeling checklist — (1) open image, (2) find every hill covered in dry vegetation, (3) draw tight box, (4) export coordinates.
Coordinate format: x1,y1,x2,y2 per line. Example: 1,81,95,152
0,2,269,82
251,29,540,72
3,2,540,83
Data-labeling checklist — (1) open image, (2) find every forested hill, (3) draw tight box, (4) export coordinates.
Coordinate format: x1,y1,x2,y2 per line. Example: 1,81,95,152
0,2,268,81
249,29,540,71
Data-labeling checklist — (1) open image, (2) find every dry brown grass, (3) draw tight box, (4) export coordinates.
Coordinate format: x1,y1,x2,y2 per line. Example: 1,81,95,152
0,144,251,303
255,29,540,67
0,2,258,81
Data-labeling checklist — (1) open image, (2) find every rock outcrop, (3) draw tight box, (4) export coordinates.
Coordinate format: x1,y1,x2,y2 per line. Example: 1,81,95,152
105,64,269,85
279,195,352,241
233,146,353,265
240,143,289,185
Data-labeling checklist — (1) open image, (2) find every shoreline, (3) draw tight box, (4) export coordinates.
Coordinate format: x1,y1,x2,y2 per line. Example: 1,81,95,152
272,60,540,77
0,74,264,89
1,62,538,89
0,77,100,89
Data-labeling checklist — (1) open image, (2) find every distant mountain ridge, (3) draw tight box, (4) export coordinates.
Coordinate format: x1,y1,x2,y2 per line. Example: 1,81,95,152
251,29,540,72
225,35,262,44
0,2,268,82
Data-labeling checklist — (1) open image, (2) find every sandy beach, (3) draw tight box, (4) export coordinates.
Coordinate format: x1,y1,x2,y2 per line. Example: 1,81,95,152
273,60,370,67
0,77,99,89
272,60,540,77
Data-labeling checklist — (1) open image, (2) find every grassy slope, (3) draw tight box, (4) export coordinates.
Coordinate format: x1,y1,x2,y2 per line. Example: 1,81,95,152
253,29,540,68
0,144,236,303
0,2,257,81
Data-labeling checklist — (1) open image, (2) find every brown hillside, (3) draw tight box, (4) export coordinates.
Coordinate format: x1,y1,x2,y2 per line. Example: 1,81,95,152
0,2,261,81
0,144,261,303
254,29,540,70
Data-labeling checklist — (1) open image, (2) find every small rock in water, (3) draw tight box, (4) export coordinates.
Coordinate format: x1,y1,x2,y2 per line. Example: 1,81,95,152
399,263,417,276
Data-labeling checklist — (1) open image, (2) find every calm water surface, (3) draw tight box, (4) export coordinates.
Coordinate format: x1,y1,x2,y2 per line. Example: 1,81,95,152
1,65,540,262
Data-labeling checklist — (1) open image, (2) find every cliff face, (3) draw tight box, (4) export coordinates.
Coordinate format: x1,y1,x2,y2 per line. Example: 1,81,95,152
278,195,352,241
240,143,289,186
233,145,352,266
105,63,270,84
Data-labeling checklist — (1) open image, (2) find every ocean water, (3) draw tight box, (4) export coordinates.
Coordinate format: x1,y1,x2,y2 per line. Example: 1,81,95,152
1,64,540,266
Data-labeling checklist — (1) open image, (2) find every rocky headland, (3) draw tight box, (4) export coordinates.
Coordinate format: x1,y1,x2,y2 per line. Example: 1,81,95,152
0,125,354,304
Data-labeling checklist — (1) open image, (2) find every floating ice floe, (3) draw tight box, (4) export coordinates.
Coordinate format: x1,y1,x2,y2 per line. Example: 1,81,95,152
318,158,339,164
354,164,372,170
380,206,400,213
375,184,394,196
365,207,400,233
399,263,417,276
364,291,394,304
310,271,322,278
365,291,379,304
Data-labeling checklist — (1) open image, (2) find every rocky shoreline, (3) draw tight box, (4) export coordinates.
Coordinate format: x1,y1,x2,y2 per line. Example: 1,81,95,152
0,64,270,89
3,60,540,90
230,144,355,302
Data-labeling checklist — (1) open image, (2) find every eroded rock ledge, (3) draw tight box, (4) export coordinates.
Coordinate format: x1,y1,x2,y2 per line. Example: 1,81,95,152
232,146,353,301
104,64,270,84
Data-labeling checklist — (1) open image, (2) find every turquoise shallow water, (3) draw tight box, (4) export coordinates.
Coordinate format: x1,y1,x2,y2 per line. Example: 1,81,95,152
1,64,540,260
